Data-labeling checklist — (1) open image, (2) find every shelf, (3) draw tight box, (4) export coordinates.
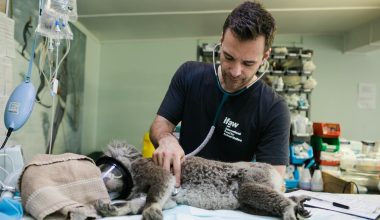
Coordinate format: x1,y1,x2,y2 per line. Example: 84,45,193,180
271,47,314,61
260,70,314,76
286,70,301,75
293,133,312,138
199,51,313,61
276,88,312,94
288,106,310,111
270,54,313,61
272,54,286,59
197,44,315,119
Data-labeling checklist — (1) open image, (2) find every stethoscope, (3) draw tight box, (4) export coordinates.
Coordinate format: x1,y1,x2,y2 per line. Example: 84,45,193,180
185,43,270,158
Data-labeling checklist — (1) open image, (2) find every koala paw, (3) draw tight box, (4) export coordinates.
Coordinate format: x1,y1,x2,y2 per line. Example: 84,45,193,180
295,203,311,219
292,195,312,219
95,200,119,216
289,195,311,205
283,206,297,220
142,204,163,220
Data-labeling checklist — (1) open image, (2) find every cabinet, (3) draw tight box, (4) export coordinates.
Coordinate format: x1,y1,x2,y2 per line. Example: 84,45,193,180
264,47,316,118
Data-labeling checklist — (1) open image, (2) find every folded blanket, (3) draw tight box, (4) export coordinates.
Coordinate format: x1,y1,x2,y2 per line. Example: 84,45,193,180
19,153,111,220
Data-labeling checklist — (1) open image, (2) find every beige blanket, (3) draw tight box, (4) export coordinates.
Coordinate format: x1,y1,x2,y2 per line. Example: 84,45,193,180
19,153,111,220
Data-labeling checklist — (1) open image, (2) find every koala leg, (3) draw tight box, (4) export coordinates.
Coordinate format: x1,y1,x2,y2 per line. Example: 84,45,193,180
142,176,176,220
95,197,146,216
238,182,311,220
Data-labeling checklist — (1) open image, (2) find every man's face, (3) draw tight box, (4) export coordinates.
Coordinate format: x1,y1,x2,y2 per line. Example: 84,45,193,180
219,29,270,93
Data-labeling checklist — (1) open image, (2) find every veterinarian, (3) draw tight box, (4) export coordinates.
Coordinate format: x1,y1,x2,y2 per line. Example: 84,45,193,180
150,1,290,187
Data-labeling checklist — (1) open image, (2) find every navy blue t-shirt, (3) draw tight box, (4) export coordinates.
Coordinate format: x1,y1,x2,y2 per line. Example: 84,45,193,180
158,61,290,165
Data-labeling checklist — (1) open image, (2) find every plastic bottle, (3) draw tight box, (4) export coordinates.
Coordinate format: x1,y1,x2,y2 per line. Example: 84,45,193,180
311,169,324,192
277,77,284,91
299,168,311,190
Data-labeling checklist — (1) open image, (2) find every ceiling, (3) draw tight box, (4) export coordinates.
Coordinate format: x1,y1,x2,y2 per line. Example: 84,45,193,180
77,0,380,42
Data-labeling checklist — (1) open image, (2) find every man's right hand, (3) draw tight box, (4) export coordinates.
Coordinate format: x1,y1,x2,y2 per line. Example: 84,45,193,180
152,133,185,187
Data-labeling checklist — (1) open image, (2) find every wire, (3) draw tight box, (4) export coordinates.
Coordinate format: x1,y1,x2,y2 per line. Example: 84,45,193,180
25,36,39,82
0,128,13,150
47,94,56,154
37,38,51,86
323,180,360,194
186,44,270,157
52,39,70,80
342,181,359,194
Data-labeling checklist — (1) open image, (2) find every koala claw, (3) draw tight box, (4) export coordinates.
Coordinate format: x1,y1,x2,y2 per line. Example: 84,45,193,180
294,197,312,219
95,200,119,216
142,205,163,220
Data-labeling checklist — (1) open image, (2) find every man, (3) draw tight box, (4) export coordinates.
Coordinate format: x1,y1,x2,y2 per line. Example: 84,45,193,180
150,1,290,187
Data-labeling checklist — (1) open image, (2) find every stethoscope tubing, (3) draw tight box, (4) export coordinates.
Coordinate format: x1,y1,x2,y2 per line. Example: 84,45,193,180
185,43,270,158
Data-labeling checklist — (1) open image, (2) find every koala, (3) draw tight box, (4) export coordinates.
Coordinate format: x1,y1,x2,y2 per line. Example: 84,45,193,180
95,141,311,220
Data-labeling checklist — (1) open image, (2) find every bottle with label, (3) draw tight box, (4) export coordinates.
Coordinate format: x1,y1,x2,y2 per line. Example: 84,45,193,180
299,168,311,190
276,76,284,91
362,140,376,157
311,169,324,192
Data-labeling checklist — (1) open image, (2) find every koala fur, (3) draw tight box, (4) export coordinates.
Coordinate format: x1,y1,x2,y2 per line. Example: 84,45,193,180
95,141,311,220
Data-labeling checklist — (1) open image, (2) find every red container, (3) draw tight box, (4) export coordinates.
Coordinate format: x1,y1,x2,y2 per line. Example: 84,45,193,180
313,122,340,138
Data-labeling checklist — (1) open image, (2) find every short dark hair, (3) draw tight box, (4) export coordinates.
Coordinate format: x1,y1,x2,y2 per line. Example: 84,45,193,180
222,1,276,51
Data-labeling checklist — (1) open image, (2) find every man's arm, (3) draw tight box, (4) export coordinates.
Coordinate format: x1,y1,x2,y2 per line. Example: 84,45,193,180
272,165,285,178
150,115,185,187
150,115,176,147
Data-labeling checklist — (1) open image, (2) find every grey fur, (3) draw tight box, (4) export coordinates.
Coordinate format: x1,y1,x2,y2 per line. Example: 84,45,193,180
96,141,311,220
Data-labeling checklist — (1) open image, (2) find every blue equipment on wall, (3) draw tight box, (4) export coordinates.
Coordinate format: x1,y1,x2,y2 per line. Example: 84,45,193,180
4,82,36,131
1,37,38,150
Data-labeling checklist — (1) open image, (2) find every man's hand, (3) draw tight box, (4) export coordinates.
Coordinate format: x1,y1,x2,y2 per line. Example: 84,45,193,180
152,134,185,187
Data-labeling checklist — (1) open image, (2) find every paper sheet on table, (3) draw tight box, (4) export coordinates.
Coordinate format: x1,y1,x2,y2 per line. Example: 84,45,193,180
101,205,276,220
286,190,380,220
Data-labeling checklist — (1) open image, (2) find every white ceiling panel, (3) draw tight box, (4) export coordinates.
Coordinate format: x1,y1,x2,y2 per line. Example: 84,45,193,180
76,0,380,41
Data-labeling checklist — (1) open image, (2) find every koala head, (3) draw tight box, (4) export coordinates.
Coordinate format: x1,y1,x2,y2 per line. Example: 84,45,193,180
103,140,142,171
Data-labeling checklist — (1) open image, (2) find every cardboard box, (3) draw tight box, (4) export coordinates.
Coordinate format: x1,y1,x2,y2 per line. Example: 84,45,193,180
322,171,357,194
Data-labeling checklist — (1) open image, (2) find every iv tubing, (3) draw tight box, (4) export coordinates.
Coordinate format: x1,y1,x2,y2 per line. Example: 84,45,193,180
25,36,39,82
47,41,60,154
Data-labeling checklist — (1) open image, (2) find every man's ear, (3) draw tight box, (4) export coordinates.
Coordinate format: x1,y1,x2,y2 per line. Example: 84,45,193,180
263,48,271,61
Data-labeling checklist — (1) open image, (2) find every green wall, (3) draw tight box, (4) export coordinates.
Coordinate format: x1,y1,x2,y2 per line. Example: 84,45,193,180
9,32,379,161
75,23,101,155
97,38,197,149
96,34,380,151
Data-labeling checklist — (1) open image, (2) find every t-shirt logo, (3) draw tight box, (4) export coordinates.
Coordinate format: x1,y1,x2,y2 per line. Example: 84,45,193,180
223,117,239,128
222,117,242,142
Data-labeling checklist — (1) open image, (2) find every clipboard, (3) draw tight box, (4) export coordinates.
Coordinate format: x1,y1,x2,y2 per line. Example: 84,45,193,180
286,190,380,220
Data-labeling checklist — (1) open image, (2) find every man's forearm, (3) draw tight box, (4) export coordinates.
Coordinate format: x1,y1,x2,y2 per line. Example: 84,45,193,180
149,115,176,148
273,165,286,178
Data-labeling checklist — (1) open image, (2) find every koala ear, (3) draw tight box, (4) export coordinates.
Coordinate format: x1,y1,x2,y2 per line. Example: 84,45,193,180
104,140,142,161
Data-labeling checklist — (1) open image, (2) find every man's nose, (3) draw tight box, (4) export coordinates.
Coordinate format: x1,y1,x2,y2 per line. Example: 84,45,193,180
230,63,242,77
